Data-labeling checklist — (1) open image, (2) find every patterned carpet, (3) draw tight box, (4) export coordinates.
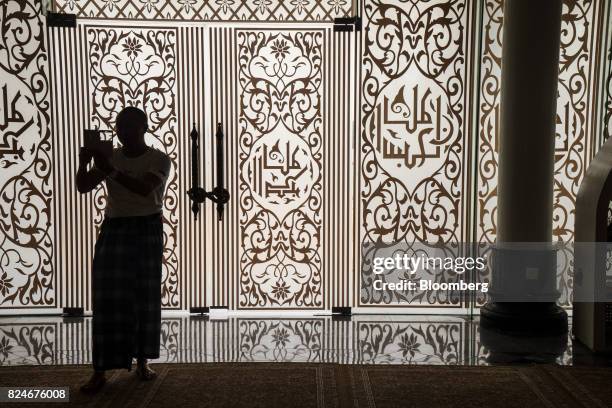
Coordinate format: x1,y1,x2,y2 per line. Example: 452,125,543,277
0,363,610,407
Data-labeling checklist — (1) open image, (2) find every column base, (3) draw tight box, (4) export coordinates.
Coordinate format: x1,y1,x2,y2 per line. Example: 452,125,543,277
480,302,568,335
479,323,568,364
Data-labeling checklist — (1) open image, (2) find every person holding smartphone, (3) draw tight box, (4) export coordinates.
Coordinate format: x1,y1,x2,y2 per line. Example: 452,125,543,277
76,106,171,393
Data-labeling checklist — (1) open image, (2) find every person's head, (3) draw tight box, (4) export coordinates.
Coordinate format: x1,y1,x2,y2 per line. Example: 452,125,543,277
115,106,148,148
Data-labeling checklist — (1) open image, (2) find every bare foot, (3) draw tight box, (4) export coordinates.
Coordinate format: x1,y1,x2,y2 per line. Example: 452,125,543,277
80,371,106,394
136,360,157,381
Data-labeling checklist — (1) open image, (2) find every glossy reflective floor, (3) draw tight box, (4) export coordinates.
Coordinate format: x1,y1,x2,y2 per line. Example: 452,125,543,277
0,314,600,367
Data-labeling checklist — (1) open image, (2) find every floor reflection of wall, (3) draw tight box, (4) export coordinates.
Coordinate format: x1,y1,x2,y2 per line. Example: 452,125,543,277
0,315,573,367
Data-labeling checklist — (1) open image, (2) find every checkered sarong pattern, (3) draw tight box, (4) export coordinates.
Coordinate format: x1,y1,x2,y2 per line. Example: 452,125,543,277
91,213,163,371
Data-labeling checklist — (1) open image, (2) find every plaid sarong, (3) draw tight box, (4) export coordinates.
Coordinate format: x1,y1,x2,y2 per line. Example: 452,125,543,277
91,212,163,371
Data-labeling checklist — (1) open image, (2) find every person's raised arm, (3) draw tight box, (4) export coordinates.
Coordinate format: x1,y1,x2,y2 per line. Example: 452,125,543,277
76,147,106,194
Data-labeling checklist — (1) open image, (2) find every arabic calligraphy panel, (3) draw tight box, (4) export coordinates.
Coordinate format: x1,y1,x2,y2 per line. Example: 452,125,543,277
241,126,319,216
238,30,323,309
0,0,53,308
360,0,470,307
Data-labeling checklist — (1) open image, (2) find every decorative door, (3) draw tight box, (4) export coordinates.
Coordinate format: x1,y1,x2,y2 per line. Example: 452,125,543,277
204,25,357,310
42,1,357,313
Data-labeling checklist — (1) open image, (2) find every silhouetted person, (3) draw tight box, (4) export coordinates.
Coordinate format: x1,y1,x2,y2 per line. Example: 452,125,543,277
76,106,171,393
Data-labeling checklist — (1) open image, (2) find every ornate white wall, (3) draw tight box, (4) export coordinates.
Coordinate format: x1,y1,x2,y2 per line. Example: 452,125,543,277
0,0,610,313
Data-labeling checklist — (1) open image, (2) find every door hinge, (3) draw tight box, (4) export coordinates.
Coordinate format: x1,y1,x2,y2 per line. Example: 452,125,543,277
62,307,84,317
332,306,352,316
334,16,362,32
47,12,77,28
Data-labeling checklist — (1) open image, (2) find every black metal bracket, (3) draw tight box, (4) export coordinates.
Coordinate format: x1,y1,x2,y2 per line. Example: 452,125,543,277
333,16,361,32
46,12,76,28
62,307,84,317
332,306,352,321
188,306,229,315
332,306,352,316
189,307,210,315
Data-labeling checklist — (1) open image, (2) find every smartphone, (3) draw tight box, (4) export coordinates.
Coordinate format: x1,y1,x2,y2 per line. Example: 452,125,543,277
84,129,113,158
84,129,101,149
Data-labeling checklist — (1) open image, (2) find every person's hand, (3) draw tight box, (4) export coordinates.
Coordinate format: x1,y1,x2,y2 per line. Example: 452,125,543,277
93,151,114,176
79,147,94,167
